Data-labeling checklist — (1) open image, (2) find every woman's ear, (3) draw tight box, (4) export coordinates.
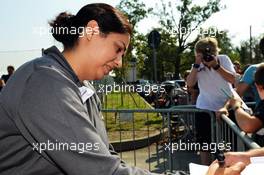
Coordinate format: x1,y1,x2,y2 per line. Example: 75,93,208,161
85,20,99,41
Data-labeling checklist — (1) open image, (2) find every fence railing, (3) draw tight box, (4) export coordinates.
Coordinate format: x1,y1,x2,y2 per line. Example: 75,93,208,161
217,113,260,150
102,107,260,174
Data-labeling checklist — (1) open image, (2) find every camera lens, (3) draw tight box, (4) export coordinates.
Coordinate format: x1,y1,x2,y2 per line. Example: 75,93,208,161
203,54,214,62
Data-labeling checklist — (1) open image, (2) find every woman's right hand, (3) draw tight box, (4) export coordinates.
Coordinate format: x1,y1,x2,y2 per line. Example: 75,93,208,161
216,107,229,121
206,160,246,175
224,152,251,167
195,52,203,64
228,98,242,109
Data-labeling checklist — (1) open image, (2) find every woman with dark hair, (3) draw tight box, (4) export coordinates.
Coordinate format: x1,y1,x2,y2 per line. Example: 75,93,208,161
0,3,158,175
0,3,245,175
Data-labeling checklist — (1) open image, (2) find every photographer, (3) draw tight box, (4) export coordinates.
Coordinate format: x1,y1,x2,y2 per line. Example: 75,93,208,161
1,65,15,84
187,37,236,165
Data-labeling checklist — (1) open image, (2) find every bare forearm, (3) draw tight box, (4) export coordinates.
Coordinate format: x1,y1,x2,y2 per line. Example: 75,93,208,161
235,108,262,133
247,148,264,157
216,66,236,84
186,68,198,87
235,108,251,129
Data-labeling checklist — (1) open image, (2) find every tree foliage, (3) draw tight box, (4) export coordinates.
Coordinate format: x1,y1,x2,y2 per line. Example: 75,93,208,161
115,0,153,82
155,0,222,78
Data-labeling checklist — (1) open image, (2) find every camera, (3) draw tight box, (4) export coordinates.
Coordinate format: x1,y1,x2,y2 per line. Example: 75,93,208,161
202,47,214,62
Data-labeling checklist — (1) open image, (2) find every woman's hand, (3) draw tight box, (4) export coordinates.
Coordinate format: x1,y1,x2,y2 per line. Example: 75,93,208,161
228,98,242,109
195,52,203,64
224,152,251,167
206,160,246,175
216,107,229,120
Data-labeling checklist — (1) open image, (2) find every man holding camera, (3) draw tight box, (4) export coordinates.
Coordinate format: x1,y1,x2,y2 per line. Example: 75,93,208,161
187,37,236,165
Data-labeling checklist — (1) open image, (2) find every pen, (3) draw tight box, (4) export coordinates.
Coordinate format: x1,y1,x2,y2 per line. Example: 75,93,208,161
215,149,225,168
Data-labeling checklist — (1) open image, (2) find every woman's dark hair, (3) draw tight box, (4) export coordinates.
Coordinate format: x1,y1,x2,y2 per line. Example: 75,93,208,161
49,3,132,49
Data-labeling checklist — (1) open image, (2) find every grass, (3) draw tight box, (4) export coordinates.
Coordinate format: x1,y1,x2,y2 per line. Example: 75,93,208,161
103,92,151,109
102,92,163,141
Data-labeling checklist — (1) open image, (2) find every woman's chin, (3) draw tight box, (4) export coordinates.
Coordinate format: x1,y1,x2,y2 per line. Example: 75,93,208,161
95,73,107,80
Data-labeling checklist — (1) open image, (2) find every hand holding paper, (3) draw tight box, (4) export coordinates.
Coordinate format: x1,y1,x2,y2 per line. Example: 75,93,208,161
206,161,246,175
224,152,250,167
189,156,264,175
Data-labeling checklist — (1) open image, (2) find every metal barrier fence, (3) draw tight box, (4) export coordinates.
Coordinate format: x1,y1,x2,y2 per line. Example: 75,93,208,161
216,113,260,150
102,107,260,174
216,102,260,151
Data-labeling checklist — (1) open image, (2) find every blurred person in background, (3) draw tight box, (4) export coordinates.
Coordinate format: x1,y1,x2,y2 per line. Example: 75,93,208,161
233,61,242,75
236,63,262,104
1,65,15,84
238,64,254,102
236,37,264,105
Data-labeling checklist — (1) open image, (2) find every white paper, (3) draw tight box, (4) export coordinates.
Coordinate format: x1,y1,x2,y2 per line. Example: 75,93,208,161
250,156,264,164
189,163,208,175
189,160,264,175
241,164,263,175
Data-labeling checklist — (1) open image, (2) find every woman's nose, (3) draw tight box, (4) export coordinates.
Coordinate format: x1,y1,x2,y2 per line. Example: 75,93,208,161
114,56,122,68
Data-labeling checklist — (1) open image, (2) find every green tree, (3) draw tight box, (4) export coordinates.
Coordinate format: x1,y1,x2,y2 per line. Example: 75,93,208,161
136,29,177,81
236,36,264,66
115,0,153,82
155,0,223,78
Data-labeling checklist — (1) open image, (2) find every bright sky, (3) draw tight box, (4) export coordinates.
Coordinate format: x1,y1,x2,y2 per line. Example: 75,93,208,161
0,0,264,75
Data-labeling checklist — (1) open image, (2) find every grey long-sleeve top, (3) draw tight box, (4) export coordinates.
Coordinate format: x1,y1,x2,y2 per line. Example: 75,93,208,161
0,46,156,175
